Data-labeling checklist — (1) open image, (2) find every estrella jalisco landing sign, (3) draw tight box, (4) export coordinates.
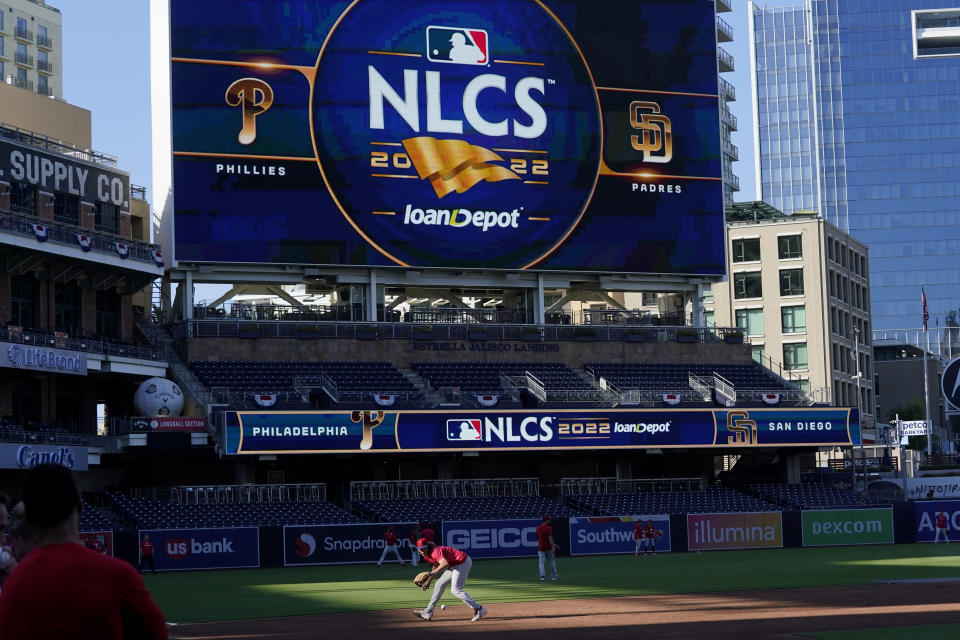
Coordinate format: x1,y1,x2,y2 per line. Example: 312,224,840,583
223,408,860,454
168,0,724,273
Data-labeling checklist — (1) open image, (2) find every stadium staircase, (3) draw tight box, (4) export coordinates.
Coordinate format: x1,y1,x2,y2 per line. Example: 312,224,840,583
397,367,440,408
134,314,216,414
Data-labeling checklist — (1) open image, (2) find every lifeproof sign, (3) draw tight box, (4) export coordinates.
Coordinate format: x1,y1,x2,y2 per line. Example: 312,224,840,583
568,515,670,556
283,522,419,566
801,508,894,547
224,408,860,454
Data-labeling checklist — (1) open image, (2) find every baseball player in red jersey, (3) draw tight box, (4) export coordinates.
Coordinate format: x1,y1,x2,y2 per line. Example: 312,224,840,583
377,524,405,566
413,538,486,622
409,523,423,566
421,522,435,543
642,520,660,555
535,515,559,581
633,520,644,557
935,510,951,543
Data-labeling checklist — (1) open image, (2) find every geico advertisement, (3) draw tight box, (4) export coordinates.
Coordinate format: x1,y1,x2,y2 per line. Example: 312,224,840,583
225,408,860,455
168,0,724,274
140,528,260,571
801,508,894,547
687,512,783,551
442,519,541,559
283,522,419,566
569,515,670,556
914,500,960,543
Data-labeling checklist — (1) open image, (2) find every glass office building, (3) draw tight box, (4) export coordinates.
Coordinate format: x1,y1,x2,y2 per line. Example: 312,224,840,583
749,0,960,331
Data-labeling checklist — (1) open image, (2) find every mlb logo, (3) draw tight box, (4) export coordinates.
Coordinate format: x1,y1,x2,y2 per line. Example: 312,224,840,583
426,26,488,65
447,419,482,441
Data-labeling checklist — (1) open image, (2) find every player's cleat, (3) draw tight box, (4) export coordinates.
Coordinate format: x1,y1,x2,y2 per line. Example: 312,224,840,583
414,609,433,621
552,574,559,581
471,606,487,622
539,576,545,581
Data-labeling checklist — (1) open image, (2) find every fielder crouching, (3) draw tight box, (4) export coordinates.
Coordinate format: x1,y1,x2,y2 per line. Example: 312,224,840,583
413,538,487,622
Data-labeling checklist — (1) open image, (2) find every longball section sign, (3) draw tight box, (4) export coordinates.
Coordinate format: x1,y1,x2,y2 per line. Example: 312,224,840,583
167,0,724,274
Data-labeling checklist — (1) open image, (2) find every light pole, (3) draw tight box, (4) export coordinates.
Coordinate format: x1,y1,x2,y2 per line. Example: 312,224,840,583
852,325,865,492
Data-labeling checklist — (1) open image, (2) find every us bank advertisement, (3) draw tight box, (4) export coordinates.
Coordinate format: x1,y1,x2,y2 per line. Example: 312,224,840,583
168,0,723,274
224,408,860,454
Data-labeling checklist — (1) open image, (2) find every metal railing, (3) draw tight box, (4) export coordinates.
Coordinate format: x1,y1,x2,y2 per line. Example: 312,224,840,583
717,46,735,71
37,34,54,48
1,324,160,361
14,53,33,67
719,77,736,101
560,477,705,495
168,483,326,504
0,206,161,267
720,106,738,129
15,27,33,42
37,60,53,73
0,123,118,166
12,77,33,92
350,477,539,501
716,15,733,41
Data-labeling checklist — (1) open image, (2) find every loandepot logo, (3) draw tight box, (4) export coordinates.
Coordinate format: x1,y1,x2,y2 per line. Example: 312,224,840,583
311,0,601,269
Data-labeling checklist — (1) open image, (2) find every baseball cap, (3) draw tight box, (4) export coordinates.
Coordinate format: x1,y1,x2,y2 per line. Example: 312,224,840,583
542,515,551,521
416,537,430,550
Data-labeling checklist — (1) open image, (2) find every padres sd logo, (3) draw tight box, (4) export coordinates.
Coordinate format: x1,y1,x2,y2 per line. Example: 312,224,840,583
311,0,602,269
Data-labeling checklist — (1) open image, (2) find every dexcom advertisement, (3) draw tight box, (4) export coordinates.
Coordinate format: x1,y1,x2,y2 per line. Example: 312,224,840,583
224,407,860,454
284,522,419,566
168,0,723,273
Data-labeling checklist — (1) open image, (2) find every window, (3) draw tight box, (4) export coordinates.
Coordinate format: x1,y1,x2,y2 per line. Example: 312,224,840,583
53,192,79,225
16,17,26,35
38,49,47,67
734,272,762,299
95,202,118,233
751,344,766,365
54,283,80,333
702,288,714,303
11,274,37,328
37,25,47,44
10,181,36,214
641,292,657,307
732,238,761,262
781,305,806,333
96,290,120,340
778,235,802,259
779,268,804,296
0,35,4,57
794,379,810,393
783,342,808,371
735,308,764,336
37,74,47,95
703,311,714,328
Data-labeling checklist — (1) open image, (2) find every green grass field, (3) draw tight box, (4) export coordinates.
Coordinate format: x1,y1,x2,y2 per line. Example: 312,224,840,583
147,544,960,625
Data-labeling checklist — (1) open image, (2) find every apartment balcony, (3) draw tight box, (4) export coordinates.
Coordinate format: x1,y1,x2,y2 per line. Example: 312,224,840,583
720,106,738,131
716,15,733,43
37,60,53,74
723,171,741,191
12,77,34,92
722,140,739,161
15,27,33,43
37,84,53,97
716,0,732,13
718,46,734,73
14,52,34,68
37,34,54,50
719,77,736,102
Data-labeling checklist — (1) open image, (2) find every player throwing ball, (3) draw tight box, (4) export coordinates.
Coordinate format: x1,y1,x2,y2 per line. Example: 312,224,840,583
412,538,486,622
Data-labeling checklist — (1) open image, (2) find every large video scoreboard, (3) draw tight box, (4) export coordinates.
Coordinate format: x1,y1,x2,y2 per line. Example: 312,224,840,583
167,0,724,274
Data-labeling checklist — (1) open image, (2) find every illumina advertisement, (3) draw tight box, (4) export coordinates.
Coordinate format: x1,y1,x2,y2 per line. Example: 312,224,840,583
167,0,724,273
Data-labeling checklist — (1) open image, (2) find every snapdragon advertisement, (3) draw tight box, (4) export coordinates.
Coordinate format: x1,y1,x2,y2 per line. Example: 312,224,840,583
168,0,723,273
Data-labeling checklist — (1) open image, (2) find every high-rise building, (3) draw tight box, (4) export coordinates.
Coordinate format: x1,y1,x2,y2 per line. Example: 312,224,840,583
0,0,62,99
748,0,960,331
718,0,740,204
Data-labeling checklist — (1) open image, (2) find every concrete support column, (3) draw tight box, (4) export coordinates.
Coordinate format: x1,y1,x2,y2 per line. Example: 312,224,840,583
535,273,545,324
80,201,96,230
120,293,133,342
183,271,194,320
367,269,377,322
783,453,801,484
38,191,55,220
0,181,10,210
615,454,633,480
119,209,132,238
0,272,11,324
81,286,96,336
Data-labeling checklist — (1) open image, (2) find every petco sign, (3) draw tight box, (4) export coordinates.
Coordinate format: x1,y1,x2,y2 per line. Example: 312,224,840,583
0,443,88,471
1,341,87,376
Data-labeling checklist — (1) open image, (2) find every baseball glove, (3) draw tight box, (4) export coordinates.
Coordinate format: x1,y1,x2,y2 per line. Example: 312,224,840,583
413,571,432,589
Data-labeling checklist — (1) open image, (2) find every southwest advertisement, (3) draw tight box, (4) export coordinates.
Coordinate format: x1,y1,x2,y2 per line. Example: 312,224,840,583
139,528,260,571
283,522,419,566
687,512,783,551
568,515,671,556
800,509,894,547
224,408,860,454
168,0,724,274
